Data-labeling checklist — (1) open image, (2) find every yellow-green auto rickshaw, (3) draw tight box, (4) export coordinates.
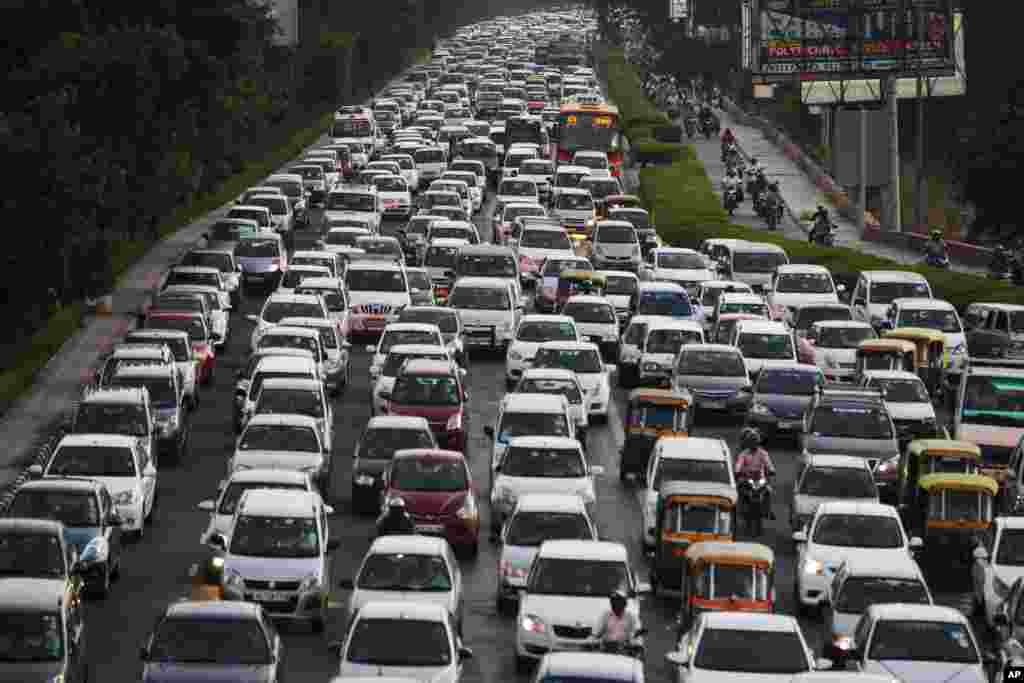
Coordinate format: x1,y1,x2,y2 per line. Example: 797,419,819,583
555,270,606,311
911,472,997,563
884,327,947,398
679,541,774,629
619,389,693,481
650,481,737,597
896,439,982,511
855,338,917,380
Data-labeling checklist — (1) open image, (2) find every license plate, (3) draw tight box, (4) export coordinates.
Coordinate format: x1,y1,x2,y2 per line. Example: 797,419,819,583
416,524,444,534
778,420,799,430
704,400,725,409
252,590,291,602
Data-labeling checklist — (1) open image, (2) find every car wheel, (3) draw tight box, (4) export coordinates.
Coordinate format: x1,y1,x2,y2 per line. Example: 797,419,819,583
515,656,532,674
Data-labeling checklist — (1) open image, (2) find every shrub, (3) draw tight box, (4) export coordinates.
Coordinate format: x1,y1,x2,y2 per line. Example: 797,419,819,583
632,141,694,165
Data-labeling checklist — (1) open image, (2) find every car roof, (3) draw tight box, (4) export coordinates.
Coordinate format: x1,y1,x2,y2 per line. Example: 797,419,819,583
265,292,323,305
296,277,342,289
502,393,567,413
355,600,449,621
735,320,788,334
366,415,431,430
891,297,952,310
225,468,311,486
0,518,64,536
541,651,642,678
399,358,457,376
657,436,728,460
862,370,924,382
347,260,403,272
254,356,317,372
565,295,612,306
82,387,148,405
862,270,929,282
383,322,439,334
237,488,320,518
702,612,799,632
806,454,873,470
453,276,510,289
680,343,741,354
536,340,599,353
838,554,923,580
646,318,703,332
811,320,872,328
520,368,580,382
538,540,627,561
369,534,450,556
259,377,323,392
506,436,583,450
777,264,830,274
17,478,104,495
57,432,137,449
815,500,899,517
865,603,966,623
0,578,73,612
244,413,320,429
261,326,320,338
514,493,588,513
458,244,514,256
165,600,263,621
554,187,591,196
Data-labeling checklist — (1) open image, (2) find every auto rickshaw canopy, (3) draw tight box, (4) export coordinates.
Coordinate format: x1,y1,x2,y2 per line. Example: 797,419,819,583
558,269,607,287
884,327,946,366
907,439,981,463
857,338,918,355
628,388,691,409
603,194,642,210
918,472,998,495
684,541,773,569
659,480,738,508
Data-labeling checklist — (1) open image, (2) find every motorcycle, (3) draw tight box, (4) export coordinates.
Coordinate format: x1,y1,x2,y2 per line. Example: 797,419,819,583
762,196,783,230
684,116,698,139
924,253,950,269
723,188,740,216
701,118,715,140
738,474,771,537
584,628,647,660
811,220,837,246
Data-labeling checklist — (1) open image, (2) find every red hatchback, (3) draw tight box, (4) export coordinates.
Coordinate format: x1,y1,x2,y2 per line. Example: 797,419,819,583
382,358,468,452
384,448,479,554
145,311,216,385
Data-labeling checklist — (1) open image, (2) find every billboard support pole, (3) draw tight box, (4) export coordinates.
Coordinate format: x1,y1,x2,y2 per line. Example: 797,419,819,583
859,105,867,236
887,74,901,232
914,6,927,233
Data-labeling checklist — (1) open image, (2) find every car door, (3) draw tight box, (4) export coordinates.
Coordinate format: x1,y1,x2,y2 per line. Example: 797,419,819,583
100,488,122,566
319,384,333,451
445,543,464,628
137,442,157,517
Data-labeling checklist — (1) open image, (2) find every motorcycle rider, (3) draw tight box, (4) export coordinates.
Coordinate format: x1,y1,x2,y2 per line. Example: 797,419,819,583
593,589,641,653
809,205,832,245
763,182,782,222
734,427,776,519
377,497,416,536
722,168,741,194
991,244,1012,276
924,229,948,264
720,128,736,157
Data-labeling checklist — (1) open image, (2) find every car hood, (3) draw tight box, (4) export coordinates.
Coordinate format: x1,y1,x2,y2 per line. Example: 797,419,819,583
794,495,877,517
757,393,811,418
349,293,411,308
349,587,455,615
232,450,323,471
223,554,320,581
390,488,468,517
654,267,712,282
520,594,638,630
0,661,66,682
142,662,274,683
497,194,535,205
576,322,617,340
803,436,899,462
806,546,910,576
862,659,986,683
339,663,456,683
887,402,937,421
495,475,593,502
387,403,461,422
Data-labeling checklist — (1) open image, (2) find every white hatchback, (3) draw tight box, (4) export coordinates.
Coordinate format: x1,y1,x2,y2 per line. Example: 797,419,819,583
368,322,445,380
196,468,315,545
532,341,613,420
505,315,580,386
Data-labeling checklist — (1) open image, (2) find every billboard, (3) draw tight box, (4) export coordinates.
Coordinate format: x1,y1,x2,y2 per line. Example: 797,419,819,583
754,0,955,83
670,0,688,21
268,0,299,47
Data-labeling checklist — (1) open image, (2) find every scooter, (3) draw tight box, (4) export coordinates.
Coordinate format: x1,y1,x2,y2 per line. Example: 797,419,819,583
738,474,771,537
924,253,951,269
811,221,837,246
723,188,740,216
762,196,783,230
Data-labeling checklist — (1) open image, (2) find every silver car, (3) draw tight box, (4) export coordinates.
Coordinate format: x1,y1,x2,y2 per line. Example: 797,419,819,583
800,387,899,473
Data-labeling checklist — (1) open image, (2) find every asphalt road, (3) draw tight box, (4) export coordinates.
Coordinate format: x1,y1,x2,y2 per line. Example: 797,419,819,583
79,178,984,683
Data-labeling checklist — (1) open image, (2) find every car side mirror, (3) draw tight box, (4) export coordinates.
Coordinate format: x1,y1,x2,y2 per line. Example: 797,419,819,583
484,426,495,439
107,512,122,526
792,530,808,544
974,546,989,561
27,464,43,479
665,651,689,666
207,532,226,550
140,644,150,660
909,536,923,550
590,465,605,476
458,646,474,660
197,500,215,512
245,314,259,324
327,538,341,551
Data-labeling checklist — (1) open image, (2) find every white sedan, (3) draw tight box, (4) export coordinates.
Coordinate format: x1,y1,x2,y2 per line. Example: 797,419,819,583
973,516,1024,629
532,341,613,421
504,315,580,387
372,174,413,220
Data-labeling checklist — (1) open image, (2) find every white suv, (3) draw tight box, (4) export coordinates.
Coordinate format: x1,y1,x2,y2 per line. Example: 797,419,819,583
448,276,520,352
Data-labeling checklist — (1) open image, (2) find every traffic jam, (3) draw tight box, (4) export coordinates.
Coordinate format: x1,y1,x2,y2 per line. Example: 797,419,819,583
2,5,1024,683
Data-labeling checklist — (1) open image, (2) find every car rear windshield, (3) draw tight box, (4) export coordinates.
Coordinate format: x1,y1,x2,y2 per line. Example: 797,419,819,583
506,511,592,546
235,239,280,258
450,286,509,310
391,374,460,405
390,458,468,492
563,301,615,324
597,225,636,244
521,230,571,250
811,404,893,439
645,328,702,354
733,251,787,273
503,446,584,477
218,482,306,515
799,466,876,498
555,193,593,210
48,444,135,477
327,193,375,212
109,376,176,406
528,558,628,597
812,513,902,548
238,424,320,453
346,269,407,292
756,368,820,395
677,350,746,376
261,301,324,323
533,348,602,373
359,428,434,459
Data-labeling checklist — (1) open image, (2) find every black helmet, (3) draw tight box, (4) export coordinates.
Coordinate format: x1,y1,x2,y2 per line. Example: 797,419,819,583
750,157,758,165
740,427,761,449
610,589,627,604
931,229,942,239
769,182,779,191
388,497,406,510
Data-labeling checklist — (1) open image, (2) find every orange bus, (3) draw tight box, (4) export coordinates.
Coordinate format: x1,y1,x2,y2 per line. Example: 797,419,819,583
551,100,624,176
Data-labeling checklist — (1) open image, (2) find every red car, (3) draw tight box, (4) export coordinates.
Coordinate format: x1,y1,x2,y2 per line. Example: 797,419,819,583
382,358,467,452
144,311,216,385
384,448,479,554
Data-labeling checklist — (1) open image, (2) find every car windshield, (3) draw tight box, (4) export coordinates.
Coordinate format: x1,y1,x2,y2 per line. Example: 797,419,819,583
872,378,930,403
256,388,324,419
426,246,459,268
776,272,833,294
962,376,1024,428
756,369,820,395
835,578,929,613
381,330,440,353
391,374,460,406
799,466,877,498
149,617,270,665
261,301,324,323
346,270,407,292
596,225,636,244
450,286,509,310
238,425,320,453
502,446,584,478
817,326,874,348
235,238,280,258
505,205,545,221
506,511,592,546
145,316,206,343
517,378,582,404
533,348,602,373
868,620,978,663
796,307,852,330
604,275,637,296
8,491,99,527
657,252,704,270
812,513,903,548
427,194,460,209
997,529,1024,565
738,333,794,360
733,251,788,273
229,209,269,226
181,252,232,272
555,194,593,210
218,482,306,516
563,301,616,324
869,281,930,303
897,307,962,333
264,181,303,198
812,404,893,438
210,221,255,241
458,254,518,278
48,444,135,477
390,458,468,491
555,173,585,188
638,291,691,317
0,534,64,578
358,553,452,591
499,411,569,440
677,350,746,376
654,458,731,488
529,558,628,597
522,230,571,250
247,196,288,214
398,309,459,334
414,149,446,163
517,321,577,342
346,618,451,667
645,328,702,354
720,301,769,317
520,161,553,175
357,239,401,256
325,230,364,246
74,403,148,436
407,272,431,290
694,629,808,673
374,176,407,192
327,193,375,211
0,612,63,662
230,515,319,557
359,428,434,460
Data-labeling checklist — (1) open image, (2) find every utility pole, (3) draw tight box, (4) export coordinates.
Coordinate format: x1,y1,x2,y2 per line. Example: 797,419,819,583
914,6,927,233
859,104,867,235
887,74,901,232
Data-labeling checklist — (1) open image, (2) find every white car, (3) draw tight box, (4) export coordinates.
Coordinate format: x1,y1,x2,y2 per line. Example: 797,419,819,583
124,329,198,409
485,393,578,479
561,295,619,356
532,341,613,420
413,146,449,187
246,292,329,351
496,176,541,211
793,500,923,613
571,150,610,178
848,604,988,683
589,220,641,272
790,454,879,533
505,315,580,386
637,319,704,388
549,188,595,233
884,296,968,373
371,343,451,415
850,270,933,329
861,370,938,436
372,173,413,220
516,540,646,670
230,413,328,486
973,516,1024,629
642,247,714,298
196,468,315,545
324,186,381,234
694,280,753,328
767,264,840,319
319,226,371,252
496,493,598,612
617,315,666,386
334,601,472,681
807,320,877,382
161,284,230,348
345,261,412,337
380,153,420,192
250,325,326,380
368,322,445,380
250,376,333,458
448,276,520,352
340,535,464,631
441,170,482,212
248,193,294,235
596,270,640,324
641,437,735,549
213,489,336,630
513,368,590,435
515,158,555,200
714,291,771,321
490,436,602,533
731,319,798,376
666,612,833,681
38,433,155,539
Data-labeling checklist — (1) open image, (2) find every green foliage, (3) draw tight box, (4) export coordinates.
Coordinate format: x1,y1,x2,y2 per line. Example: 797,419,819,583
602,47,670,141
0,304,84,412
632,141,694,165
